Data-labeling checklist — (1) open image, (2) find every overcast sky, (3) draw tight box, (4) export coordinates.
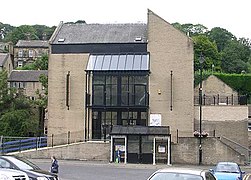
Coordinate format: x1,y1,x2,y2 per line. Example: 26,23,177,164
1,0,250,39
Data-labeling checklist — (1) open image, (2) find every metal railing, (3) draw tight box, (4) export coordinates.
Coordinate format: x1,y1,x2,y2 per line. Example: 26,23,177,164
194,94,247,106
0,136,47,154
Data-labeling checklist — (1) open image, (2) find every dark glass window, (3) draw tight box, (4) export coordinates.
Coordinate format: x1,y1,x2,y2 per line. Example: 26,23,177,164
135,85,146,106
106,76,117,106
93,85,104,105
92,74,148,107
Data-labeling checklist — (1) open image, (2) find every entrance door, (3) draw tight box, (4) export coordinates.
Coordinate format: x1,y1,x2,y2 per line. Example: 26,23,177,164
153,137,171,165
110,136,127,164
127,135,140,163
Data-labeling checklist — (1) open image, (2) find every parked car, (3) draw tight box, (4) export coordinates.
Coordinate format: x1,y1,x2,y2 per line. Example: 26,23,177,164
209,162,245,180
147,168,217,180
0,168,29,180
0,155,58,180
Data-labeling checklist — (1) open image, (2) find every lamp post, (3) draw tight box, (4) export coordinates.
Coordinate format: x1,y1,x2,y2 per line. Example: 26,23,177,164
199,53,205,165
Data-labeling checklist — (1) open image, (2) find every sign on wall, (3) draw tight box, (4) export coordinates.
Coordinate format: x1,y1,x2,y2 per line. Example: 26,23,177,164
150,114,161,126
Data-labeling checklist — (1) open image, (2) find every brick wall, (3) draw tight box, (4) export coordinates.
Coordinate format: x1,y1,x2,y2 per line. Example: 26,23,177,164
13,141,110,161
172,137,245,165
47,54,88,140
13,137,245,165
194,106,248,121
147,10,194,140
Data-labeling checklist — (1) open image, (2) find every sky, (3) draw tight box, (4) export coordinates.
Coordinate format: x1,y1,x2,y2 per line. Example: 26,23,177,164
1,0,250,39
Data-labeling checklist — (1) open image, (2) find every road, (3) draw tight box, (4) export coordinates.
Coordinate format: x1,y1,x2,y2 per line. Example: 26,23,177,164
31,159,251,180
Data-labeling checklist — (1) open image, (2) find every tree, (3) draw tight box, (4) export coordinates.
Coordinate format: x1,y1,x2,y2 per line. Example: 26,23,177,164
0,22,15,42
0,70,14,113
18,54,48,70
172,23,208,36
207,27,236,52
32,25,56,40
0,70,40,136
4,25,39,44
193,35,221,72
221,40,250,73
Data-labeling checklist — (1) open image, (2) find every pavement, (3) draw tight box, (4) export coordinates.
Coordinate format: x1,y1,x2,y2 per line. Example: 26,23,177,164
31,158,251,171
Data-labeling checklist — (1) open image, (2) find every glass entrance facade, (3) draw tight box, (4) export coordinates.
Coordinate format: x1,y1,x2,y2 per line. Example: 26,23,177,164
91,74,149,140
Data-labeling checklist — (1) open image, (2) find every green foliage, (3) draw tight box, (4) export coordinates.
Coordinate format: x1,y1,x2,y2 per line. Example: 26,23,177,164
35,74,48,108
221,40,250,73
194,70,212,87
5,25,39,44
0,71,40,136
18,55,48,70
207,27,236,52
193,35,221,72
1,23,55,43
214,73,251,96
174,23,251,74
195,72,251,101
0,23,15,42
0,109,38,136
32,25,56,40
172,23,208,36
0,71,15,113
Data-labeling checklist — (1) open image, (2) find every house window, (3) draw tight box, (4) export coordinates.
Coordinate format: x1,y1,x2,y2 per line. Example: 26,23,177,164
10,82,16,88
18,82,25,88
29,49,33,57
248,122,251,131
17,61,23,67
18,50,23,57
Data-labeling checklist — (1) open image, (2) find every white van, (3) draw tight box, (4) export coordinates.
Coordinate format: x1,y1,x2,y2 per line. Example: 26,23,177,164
0,168,29,180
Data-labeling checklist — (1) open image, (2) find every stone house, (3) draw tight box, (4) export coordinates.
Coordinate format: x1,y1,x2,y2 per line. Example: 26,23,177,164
0,53,13,75
14,40,49,68
8,70,47,100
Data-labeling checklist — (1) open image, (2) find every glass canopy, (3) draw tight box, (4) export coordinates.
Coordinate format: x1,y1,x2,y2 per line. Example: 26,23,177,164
86,53,149,71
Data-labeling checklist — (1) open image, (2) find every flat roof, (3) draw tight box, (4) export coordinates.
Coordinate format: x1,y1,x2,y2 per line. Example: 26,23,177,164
110,125,170,135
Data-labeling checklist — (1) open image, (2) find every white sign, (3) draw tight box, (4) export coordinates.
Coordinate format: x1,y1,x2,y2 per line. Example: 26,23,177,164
158,145,166,153
150,114,161,126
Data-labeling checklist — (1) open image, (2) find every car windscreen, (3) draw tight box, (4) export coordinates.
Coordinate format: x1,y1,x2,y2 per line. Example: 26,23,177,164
216,163,239,173
5,157,40,170
149,172,203,180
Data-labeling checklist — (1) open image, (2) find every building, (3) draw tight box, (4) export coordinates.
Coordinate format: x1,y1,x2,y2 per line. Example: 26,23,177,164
8,70,47,100
14,40,49,68
46,10,249,164
48,9,193,159
0,53,13,75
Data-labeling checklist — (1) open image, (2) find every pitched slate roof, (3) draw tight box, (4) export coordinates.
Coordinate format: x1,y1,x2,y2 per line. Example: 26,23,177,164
8,70,48,82
0,53,8,67
15,40,49,48
51,23,147,44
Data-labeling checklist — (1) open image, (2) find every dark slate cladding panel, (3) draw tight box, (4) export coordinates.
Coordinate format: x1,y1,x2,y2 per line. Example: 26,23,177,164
51,43,147,54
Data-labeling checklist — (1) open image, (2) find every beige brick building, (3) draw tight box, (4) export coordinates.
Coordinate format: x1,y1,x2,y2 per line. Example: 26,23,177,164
47,10,249,164
48,9,194,142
